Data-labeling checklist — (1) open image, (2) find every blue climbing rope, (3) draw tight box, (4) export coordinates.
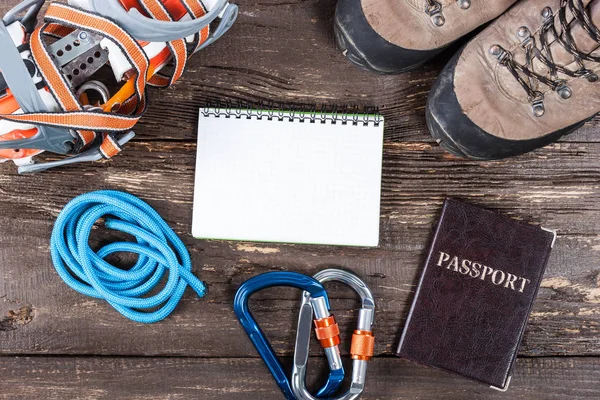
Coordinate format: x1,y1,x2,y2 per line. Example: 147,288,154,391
50,190,206,324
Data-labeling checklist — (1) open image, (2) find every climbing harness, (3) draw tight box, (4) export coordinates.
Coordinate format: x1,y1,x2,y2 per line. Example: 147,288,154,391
0,0,238,173
50,190,207,323
233,271,345,400
291,269,375,400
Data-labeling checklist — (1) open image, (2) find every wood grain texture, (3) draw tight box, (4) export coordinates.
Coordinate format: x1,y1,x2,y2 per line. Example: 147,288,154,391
0,142,599,358
1,356,600,400
0,0,599,398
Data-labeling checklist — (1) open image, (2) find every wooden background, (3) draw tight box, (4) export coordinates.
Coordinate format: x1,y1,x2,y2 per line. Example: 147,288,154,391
1,0,600,399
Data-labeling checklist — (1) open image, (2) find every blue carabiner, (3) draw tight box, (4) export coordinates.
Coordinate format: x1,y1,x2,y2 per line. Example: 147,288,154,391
233,271,344,399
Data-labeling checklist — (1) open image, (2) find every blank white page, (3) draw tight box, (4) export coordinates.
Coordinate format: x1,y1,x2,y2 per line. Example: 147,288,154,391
192,109,384,247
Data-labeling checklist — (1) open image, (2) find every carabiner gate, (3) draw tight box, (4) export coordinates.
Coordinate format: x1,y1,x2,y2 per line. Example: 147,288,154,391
291,269,376,400
233,271,345,400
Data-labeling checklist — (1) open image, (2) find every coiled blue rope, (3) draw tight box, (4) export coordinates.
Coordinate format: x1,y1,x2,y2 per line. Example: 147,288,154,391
50,190,206,324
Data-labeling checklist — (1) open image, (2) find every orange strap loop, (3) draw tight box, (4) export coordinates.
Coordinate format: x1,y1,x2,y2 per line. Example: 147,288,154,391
182,0,210,53
140,0,210,87
139,0,188,88
99,134,123,159
350,330,375,361
314,316,341,349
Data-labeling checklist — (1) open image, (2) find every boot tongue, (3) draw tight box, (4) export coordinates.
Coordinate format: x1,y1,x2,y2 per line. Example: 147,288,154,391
519,0,600,80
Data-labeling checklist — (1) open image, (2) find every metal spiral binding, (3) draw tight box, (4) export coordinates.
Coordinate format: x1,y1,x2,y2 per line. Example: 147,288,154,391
201,104,383,127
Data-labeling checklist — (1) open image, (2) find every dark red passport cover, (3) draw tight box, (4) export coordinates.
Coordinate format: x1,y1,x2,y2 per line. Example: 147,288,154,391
397,198,555,390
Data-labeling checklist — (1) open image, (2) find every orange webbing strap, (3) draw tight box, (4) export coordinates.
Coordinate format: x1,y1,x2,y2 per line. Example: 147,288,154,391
314,316,341,349
4,3,150,155
30,24,96,147
139,0,188,88
99,134,123,159
181,0,210,53
3,112,142,132
350,330,375,361
44,23,74,39
118,96,141,115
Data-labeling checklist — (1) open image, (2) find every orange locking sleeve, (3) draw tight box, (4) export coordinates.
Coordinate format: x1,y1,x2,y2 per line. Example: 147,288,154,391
351,330,375,361
314,316,340,349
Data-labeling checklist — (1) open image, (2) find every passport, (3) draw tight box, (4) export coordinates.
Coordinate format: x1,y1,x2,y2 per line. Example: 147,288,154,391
396,198,556,390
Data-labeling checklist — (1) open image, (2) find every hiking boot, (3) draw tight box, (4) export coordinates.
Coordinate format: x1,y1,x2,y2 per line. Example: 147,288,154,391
334,0,518,74
427,0,600,159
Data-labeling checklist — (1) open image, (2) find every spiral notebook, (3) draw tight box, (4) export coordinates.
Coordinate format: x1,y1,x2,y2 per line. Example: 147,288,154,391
192,107,385,247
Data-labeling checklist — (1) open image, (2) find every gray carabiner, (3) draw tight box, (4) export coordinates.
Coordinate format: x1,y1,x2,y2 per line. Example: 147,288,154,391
292,269,376,400
192,3,239,54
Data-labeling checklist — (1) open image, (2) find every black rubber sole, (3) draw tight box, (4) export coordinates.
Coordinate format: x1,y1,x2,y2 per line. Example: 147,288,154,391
426,105,474,159
428,106,589,160
333,17,372,73
427,101,591,160
333,16,429,75
333,0,442,75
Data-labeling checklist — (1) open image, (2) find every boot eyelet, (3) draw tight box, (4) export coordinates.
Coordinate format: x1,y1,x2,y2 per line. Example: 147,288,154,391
585,72,599,83
431,14,445,27
457,0,471,10
517,26,533,47
489,45,509,63
517,26,530,38
517,26,532,41
556,82,572,100
528,93,546,117
426,1,445,27
541,7,553,20
531,102,545,117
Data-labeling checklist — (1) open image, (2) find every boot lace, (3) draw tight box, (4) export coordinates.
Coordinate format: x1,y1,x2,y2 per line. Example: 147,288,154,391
490,0,600,117
425,0,472,27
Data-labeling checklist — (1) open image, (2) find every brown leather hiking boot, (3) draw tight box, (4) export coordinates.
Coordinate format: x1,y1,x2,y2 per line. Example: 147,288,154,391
427,0,600,159
334,0,517,73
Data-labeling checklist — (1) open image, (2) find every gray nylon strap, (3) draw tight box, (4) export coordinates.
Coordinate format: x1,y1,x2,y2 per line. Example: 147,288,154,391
0,21,76,154
2,0,45,26
193,4,238,53
0,22,47,113
91,0,229,42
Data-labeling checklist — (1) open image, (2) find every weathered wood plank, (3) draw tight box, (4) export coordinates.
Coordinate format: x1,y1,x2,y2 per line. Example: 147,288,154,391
1,141,600,235
1,0,599,381
1,0,599,145
1,356,600,400
0,142,599,357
